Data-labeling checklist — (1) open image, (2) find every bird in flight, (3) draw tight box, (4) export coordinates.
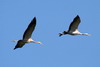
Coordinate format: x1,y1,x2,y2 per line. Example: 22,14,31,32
59,15,90,36
13,17,43,50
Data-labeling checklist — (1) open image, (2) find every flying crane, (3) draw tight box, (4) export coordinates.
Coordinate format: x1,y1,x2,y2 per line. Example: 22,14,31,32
59,15,90,36
13,17,43,50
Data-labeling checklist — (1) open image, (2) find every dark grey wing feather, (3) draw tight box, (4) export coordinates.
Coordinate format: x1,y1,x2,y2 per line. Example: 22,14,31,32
68,15,81,31
23,17,36,40
14,40,25,50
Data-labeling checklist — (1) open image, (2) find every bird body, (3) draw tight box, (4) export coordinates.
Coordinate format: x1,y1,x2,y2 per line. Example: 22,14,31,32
13,17,43,50
59,15,90,36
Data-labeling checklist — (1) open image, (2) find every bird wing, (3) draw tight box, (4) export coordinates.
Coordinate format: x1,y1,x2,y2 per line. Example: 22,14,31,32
23,17,36,40
14,40,25,50
68,15,81,32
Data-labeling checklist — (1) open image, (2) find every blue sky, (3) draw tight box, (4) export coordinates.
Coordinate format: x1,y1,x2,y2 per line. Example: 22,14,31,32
0,0,100,67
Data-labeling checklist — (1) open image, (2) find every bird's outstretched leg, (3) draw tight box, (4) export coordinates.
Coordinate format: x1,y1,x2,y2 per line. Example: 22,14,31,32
12,40,18,42
81,33,91,36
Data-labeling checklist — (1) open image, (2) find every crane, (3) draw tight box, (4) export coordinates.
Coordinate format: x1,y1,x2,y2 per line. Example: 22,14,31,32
59,15,90,36
13,17,43,50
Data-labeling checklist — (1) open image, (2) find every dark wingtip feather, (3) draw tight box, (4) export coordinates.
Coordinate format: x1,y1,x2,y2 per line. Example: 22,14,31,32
77,15,79,16
13,48,16,50
13,46,22,50
31,17,36,24
32,17,36,23
72,15,81,23
13,46,18,50
13,46,17,50
34,16,36,20
76,15,80,18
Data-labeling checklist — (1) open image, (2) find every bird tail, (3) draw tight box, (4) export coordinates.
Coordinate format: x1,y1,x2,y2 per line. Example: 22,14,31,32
58,33,64,37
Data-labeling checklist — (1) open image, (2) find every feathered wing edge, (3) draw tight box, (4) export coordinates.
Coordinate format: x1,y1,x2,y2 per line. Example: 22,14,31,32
23,17,36,40
68,15,81,32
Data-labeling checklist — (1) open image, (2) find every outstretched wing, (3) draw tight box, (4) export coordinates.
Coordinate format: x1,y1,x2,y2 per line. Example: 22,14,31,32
14,40,25,50
68,15,81,32
23,17,36,40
